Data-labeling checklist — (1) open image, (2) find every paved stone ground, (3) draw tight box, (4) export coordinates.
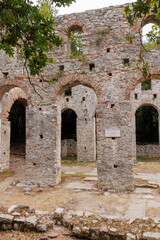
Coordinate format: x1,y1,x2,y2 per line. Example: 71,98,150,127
1,156,160,221
62,161,160,219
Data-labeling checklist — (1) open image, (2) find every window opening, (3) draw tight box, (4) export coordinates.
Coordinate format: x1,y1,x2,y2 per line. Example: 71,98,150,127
142,23,160,50
40,134,43,139
65,87,72,96
89,63,95,71
70,31,83,57
141,79,151,90
153,94,157,99
59,65,64,71
135,94,138,99
123,58,130,66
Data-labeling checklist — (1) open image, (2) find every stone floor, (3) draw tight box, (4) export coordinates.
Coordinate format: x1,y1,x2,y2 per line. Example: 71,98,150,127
1,157,160,221
62,162,160,219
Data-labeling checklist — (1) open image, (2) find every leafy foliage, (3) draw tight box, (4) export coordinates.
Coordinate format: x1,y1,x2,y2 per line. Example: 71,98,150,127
38,0,58,18
124,0,160,77
0,0,75,76
147,24,160,43
124,1,160,26
141,79,151,90
143,24,160,50
70,31,83,58
143,41,160,50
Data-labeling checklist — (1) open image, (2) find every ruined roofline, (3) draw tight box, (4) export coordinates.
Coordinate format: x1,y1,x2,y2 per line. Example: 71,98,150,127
57,2,131,17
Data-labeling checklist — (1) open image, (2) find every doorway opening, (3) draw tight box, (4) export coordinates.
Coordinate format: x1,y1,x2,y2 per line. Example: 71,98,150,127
9,100,26,156
61,109,77,160
136,105,159,159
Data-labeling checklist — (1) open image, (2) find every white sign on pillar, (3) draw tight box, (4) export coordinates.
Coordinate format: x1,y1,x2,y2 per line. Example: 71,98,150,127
105,128,121,138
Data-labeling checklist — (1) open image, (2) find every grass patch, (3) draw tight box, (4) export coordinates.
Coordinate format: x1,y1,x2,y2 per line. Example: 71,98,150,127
137,156,160,162
0,169,14,182
62,158,96,166
62,156,77,161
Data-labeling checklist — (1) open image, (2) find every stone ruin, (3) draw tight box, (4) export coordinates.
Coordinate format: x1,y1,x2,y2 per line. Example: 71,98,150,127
0,3,160,192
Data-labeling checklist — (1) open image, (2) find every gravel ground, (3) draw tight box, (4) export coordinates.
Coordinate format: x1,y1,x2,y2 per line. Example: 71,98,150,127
0,230,83,240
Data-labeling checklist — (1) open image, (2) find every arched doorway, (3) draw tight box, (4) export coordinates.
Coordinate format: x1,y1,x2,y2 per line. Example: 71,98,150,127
136,105,159,158
60,84,97,162
9,100,26,155
61,109,77,159
0,86,27,172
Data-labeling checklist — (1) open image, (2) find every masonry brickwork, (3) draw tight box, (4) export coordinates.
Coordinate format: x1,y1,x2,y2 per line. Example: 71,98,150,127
0,4,160,191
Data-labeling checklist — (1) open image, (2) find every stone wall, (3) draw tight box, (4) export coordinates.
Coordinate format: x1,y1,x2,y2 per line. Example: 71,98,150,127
137,145,160,158
0,4,159,191
61,139,77,157
61,85,97,161
131,79,160,158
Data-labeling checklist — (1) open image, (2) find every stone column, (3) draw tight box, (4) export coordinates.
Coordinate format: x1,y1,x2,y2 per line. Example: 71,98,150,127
96,101,134,192
25,104,61,186
77,116,96,162
0,120,10,171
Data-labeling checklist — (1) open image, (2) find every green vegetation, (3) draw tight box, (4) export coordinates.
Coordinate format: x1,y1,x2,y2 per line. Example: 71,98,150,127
61,158,96,166
0,0,75,76
143,24,160,50
141,79,151,90
143,41,160,51
38,0,58,18
137,156,160,162
70,31,83,58
124,1,160,27
125,34,136,43
124,0,160,77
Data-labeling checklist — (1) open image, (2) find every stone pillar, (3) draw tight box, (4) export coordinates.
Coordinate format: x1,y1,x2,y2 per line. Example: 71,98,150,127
96,101,134,192
0,120,10,171
25,104,61,186
77,116,96,161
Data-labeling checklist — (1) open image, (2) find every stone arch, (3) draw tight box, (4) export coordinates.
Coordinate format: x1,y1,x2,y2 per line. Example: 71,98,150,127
142,15,160,27
0,85,28,172
50,74,103,103
125,73,160,100
2,87,27,121
66,20,87,35
62,107,79,117
134,102,159,115
0,78,30,101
